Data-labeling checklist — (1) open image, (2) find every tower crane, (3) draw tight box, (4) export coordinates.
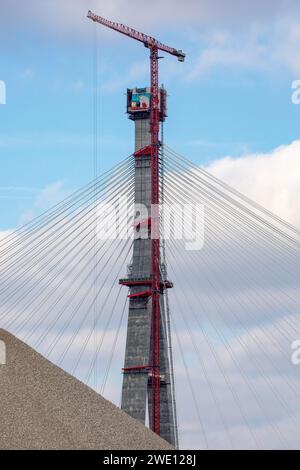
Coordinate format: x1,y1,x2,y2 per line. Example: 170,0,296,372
87,10,185,438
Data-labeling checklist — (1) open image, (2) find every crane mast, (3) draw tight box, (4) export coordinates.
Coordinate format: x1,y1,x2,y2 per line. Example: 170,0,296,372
87,10,185,438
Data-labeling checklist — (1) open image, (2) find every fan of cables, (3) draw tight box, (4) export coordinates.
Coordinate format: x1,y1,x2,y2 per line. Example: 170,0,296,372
0,155,135,397
1,144,300,449
160,144,300,449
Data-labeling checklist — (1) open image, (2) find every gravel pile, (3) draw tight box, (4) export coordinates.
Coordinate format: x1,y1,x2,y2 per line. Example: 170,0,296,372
0,329,173,450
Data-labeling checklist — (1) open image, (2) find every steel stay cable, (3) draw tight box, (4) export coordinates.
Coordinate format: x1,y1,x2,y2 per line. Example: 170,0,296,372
162,177,300,318
20,190,135,345
100,295,128,394
0,166,135,288
164,204,298,394
163,144,300,237
73,283,123,378
162,159,300,266
169,279,236,449
162,162,300,276
163,145,300,239
0,165,135,273
34,204,135,355
160,149,179,448
163,187,298,348
161,165,300,284
0,170,135,302
83,284,124,383
162,154,300,253
3,220,106,333
162,183,300,336
159,219,259,447
171,315,209,450
2,188,134,339
164,252,260,449
0,156,134,250
0,160,133,265
166,239,300,438
167,234,300,408
59,238,133,367
75,241,133,377
0,185,134,320
166,244,288,448
0,179,135,315
0,161,134,263
160,289,179,448
42,237,130,363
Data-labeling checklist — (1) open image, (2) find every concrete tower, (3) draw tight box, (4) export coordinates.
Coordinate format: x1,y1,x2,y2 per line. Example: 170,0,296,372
119,87,178,446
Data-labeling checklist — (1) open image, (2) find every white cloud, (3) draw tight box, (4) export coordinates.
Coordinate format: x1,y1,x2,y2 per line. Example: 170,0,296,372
187,28,270,78
205,140,300,227
20,181,69,224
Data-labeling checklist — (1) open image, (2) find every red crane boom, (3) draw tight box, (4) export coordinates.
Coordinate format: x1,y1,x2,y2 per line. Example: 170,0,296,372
87,10,185,438
87,11,185,61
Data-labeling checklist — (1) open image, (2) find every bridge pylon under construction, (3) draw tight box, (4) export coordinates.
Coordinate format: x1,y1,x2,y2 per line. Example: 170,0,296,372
87,10,185,446
119,87,178,446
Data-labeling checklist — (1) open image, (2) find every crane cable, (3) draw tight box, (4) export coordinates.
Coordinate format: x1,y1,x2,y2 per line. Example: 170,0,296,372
93,21,99,390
